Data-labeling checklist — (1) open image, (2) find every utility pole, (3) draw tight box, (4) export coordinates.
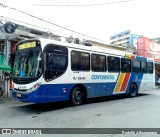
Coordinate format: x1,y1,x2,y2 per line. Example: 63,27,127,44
3,36,11,98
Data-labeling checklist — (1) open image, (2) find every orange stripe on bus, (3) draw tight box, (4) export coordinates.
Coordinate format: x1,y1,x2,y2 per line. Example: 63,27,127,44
114,73,125,92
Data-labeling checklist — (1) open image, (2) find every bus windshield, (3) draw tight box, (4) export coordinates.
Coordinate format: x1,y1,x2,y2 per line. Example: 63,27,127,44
13,50,42,78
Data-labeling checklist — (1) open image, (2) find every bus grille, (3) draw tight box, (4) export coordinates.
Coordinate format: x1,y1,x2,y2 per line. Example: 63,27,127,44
13,88,27,92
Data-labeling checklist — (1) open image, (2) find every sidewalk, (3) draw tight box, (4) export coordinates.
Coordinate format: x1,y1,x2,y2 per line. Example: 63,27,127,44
0,97,26,106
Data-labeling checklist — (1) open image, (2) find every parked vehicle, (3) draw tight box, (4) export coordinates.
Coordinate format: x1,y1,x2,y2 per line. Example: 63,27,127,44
12,38,155,105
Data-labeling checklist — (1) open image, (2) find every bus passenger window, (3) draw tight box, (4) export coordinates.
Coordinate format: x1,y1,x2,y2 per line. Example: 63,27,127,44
91,54,98,71
108,56,120,72
81,53,90,71
49,55,67,71
91,54,106,72
132,60,141,73
47,54,67,80
71,51,90,71
141,61,147,73
148,62,153,74
121,58,131,72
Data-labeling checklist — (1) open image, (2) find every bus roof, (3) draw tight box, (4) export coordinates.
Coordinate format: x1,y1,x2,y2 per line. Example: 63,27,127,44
17,38,154,61
39,38,132,56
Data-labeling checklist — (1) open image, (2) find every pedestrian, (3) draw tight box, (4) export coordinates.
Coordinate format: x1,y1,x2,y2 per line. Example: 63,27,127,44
0,76,4,98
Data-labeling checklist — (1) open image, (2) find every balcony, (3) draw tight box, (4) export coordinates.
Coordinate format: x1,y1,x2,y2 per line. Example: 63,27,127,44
110,34,130,43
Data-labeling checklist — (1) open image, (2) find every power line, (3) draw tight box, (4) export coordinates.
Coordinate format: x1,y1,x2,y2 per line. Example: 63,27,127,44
0,16,69,37
1,16,160,53
1,17,160,54
4,0,135,7
1,16,159,53
0,3,107,43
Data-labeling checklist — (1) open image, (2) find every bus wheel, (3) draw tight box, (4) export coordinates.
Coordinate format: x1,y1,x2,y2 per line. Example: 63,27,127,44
71,86,83,106
129,83,138,97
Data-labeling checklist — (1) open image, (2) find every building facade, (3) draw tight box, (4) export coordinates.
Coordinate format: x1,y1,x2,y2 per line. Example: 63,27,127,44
110,30,140,48
137,36,160,63
152,37,160,44
137,36,160,78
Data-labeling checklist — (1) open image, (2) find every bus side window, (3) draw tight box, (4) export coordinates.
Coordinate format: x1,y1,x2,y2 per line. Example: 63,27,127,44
108,56,120,72
91,54,99,71
147,62,153,74
49,55,67,71
99,56,106,71
91,54,106,72
141,61,147,73
81,53,90,71
71,51,81,71
132,60,141,73
121,58,131,72
71,51,90,71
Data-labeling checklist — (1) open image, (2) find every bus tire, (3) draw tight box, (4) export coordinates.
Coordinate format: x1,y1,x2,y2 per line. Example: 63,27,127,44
71,86,84,106
129,83,138,97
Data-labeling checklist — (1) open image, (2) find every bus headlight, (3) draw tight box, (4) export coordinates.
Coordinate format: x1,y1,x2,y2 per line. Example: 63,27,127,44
27,82,41,93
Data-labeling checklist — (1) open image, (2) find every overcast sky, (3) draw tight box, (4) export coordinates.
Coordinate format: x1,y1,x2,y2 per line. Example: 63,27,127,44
0,0,160,44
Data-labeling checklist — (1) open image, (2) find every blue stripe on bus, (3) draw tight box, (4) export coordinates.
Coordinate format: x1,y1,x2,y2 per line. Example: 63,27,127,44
126,73,143,93
12,83,117,103
136,56,147,61
12,74,143,104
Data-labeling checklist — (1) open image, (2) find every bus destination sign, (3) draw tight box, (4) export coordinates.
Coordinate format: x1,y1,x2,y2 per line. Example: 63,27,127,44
18,42,36,50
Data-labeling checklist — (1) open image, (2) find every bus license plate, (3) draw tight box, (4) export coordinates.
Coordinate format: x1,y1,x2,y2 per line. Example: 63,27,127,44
16,93,21,97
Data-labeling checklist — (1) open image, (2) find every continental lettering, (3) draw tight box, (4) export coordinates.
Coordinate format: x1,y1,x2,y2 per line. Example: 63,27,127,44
91,75,115,80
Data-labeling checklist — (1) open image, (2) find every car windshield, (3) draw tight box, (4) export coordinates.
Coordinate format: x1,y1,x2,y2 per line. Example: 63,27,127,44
13,50,42,78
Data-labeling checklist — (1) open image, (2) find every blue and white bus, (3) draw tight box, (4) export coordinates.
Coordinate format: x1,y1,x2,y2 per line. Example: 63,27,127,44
12,38,155,105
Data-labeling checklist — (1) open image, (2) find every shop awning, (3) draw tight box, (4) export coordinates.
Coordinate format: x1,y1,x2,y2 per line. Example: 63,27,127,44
0,54,11,72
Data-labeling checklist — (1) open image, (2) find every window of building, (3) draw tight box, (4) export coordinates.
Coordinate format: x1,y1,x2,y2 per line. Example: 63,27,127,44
108,56,120,72
91,54,106,72
71,51,90,71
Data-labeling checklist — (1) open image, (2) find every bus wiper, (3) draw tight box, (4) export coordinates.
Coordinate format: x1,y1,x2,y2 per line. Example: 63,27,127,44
23,50,32,63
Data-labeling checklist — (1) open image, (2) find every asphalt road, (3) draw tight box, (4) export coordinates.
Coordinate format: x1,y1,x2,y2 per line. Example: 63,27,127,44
0,87,160,137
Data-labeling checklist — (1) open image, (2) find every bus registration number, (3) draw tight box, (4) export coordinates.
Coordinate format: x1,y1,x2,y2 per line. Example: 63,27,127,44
16,93,21,97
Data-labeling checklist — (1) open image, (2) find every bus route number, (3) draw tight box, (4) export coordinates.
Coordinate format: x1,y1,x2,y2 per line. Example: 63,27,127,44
73,77,86,80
